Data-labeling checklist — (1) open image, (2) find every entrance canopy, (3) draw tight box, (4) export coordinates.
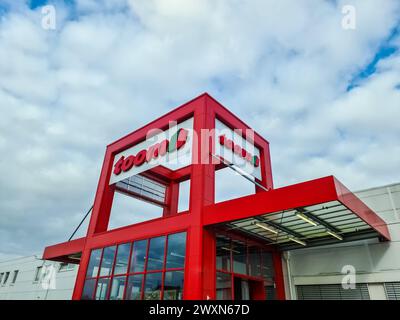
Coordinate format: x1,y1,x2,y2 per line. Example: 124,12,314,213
204,176,390,250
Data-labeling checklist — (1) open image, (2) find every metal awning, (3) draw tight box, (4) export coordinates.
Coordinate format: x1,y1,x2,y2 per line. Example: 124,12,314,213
227,200,382,250
204,176,390,250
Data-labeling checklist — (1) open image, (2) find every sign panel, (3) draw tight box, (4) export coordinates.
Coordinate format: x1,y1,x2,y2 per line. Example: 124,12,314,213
110,118,193,185
215,119,262,180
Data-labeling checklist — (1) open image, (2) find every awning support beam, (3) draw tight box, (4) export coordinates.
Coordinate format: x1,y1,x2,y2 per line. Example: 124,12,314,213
296,207,342,234
254,216,304,239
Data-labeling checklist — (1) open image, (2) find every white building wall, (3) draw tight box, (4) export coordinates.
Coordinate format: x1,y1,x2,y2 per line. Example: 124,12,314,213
285,183,400,299
0,255,77,300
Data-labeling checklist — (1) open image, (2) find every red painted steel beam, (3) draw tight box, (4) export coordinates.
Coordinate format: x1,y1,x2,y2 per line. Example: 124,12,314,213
333,177,390,240
203,176,338,225
203,175,390,241
42,237,86,261
84,213,192,250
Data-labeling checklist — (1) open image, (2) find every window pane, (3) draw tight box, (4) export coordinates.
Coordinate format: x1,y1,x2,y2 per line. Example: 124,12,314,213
216,272,232,300
130,240,147,273
261,251,274,281
166,232,186,269
3,272,10,284
100,246,116,277
114,243,131,275
144,272,163,300
216,236,231,271
34,267,42,281
82,279,96,300
86,249,102,278
232,240,247,275
265,284,276,300
12,270,19,283
163,271,184,300
126,274,143,300
178,180,190,212
95,278,110,300
248,246,261,277
147,236,166,271
110,276,126,300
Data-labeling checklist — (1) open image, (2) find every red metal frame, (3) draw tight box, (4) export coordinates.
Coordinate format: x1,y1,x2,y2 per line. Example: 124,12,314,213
42,93,388,301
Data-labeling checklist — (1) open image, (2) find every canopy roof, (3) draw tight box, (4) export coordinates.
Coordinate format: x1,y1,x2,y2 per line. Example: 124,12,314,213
204,176,390,250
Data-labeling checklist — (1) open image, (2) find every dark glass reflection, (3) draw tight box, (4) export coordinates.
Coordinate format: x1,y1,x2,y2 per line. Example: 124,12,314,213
166,232,186,269
147,236,166,271
261,251,274,281
99,246,116,277
81,279,96,300
126,274,144,300
86,249,102,278
130,240,147,273
216,237,231,271
248,246,261,277
232,240,247,275
114,243,131,275
216,272,232,300
144,272,163,300
163,271,184,300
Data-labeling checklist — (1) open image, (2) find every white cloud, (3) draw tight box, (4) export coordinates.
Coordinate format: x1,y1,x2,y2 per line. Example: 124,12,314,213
0,0,399,259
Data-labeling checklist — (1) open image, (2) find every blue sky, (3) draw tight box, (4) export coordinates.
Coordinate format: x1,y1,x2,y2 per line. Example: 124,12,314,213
348,24,400,89
0,0,399,259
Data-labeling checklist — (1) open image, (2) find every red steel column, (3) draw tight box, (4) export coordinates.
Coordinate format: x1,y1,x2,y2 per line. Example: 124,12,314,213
71,147,115,300
72,247,90,300
273,250,286,300
183,96,215,299
163,181,180,217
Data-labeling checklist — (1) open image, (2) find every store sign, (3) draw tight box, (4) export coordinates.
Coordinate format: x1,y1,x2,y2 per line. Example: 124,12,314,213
110,118,193,185
218,135,260,168
215,119,262,180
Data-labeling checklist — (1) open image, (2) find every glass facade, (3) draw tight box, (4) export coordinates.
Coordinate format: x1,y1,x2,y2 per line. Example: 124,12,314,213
82,232,187,300
216,234,277,300
130,240,147,273
147,236,166,271
86,249,102,278
164,271,184,300
216,272,232,300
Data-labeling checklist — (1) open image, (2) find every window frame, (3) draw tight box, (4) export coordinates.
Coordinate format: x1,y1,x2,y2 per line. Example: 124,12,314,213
82,230,187,300
10,270,19,285
33,266,42,283
2,271,10,285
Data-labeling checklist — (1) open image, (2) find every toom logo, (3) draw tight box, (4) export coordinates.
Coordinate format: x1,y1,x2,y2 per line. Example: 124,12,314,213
219,134,260,167
113,128,189,176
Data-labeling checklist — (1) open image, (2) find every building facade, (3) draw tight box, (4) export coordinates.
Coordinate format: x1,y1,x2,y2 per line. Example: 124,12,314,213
285,183,400,300
29,93,395,300
0,256,77,300
1,182,399,300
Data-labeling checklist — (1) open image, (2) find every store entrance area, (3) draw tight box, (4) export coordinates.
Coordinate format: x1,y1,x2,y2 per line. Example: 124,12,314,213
233,277,249,300
233,277,265,300
215,233,278,300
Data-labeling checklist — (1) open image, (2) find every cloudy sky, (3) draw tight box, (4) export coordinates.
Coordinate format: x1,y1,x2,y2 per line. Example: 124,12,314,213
0,0,399,260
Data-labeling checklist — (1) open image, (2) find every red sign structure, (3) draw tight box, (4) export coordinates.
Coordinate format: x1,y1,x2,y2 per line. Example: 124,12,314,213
43,93,390,300
113,128,189,176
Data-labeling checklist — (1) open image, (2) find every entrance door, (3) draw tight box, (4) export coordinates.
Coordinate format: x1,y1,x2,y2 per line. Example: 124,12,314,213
234,277,249,300
233,277,265,300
